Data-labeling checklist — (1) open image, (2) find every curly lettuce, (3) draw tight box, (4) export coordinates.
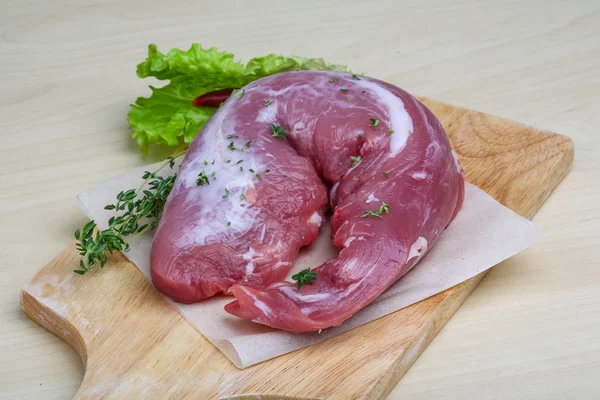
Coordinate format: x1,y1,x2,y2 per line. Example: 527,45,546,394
129,44,348,154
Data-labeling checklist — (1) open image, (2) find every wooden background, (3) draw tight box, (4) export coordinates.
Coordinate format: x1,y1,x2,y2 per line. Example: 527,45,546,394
1,0,599,399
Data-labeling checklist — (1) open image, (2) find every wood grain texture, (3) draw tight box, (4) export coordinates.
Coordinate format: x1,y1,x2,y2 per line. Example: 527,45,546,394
19,98,573,399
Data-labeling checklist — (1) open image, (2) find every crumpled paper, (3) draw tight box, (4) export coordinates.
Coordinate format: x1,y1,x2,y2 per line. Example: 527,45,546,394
77,162,544,368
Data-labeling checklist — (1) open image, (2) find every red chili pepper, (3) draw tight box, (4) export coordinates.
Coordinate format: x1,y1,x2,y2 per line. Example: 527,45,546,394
192,88,236,108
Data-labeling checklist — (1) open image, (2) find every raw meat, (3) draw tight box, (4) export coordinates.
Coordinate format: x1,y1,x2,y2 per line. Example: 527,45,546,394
151,71,464,332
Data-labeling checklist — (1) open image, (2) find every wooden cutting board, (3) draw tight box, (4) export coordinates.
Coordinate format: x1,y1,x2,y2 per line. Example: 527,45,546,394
20,97,574,400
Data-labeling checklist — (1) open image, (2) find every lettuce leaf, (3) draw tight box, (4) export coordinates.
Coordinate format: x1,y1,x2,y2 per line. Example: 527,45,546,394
129,44,348,154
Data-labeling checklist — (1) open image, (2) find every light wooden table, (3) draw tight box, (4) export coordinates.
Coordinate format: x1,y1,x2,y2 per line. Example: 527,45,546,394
1,0,599,398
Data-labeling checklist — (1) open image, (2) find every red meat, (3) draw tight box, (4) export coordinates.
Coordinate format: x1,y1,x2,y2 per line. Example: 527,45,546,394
151,71,464,332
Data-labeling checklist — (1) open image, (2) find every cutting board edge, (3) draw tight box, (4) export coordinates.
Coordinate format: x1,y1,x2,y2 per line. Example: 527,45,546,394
20,288,88,367
367,271,488,400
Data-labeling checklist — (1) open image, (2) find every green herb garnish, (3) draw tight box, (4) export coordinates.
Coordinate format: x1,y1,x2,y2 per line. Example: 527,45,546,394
74,150,185,275
264,99,273,107
352,74,360,80
228,140,250,152
270,124,288,140
196,171,209,186
387,129,395,134
382,171,390,178
291,268,318,290
236,89,245,100
369,118,379,128
361,202,390,219
350,155,361,167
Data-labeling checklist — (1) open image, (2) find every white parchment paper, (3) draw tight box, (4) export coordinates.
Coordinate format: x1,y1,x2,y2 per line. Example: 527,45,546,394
77,162,545,368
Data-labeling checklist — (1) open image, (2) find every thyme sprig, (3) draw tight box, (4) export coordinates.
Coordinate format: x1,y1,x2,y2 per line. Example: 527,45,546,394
292,268,318,290
270,124,288,140
361,202,390,219
73,149,186,275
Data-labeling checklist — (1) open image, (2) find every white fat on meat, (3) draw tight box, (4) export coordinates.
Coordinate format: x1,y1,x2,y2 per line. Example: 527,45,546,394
279,286,331,303
273,261,290,269
295,274,365,317
300,277,365,315
239,286,275,319
365,193,379,203
255,103,278,123
411,171,429,180
353,79,414,156
172,101,265,248
174,190,259,249
308,211,323,227
243,247,257,276
330,182,340,204
343,236,365,247
408,236,428,261
259,224,267,242
341,257,360,274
